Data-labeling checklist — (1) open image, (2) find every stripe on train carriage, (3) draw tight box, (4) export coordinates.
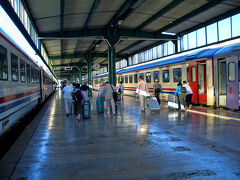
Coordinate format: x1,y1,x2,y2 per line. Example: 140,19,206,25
0,90,40,104
0,91,40,116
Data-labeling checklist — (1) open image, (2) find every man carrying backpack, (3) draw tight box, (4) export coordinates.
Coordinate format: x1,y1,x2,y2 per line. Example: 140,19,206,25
183,81,193,109
73,84,82,120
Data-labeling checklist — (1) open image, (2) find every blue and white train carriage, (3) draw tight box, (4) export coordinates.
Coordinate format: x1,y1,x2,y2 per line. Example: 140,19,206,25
93,42,240,110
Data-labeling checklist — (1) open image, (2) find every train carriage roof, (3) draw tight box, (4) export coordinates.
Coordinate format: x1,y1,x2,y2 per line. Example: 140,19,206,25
117,47,221,74
214,43,240,59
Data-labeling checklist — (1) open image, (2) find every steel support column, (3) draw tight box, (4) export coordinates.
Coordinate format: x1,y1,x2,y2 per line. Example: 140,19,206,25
108,46,116,86
73,67,77,83
87,61,92,97
78,68,82,85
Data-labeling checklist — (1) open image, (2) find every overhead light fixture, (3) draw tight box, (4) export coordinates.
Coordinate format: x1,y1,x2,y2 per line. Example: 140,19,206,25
162,32,176,36
118,19,124,25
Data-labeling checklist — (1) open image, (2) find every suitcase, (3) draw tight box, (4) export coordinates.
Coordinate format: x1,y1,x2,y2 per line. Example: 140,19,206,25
117,92,121,101
146,97,160,111
168,94,185,110
96,97,104,113
82,100,90,119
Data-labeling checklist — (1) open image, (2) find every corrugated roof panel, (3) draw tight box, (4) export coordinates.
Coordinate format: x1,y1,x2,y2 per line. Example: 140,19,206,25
64,0,93,14
36,17,60,32
64,14,88,30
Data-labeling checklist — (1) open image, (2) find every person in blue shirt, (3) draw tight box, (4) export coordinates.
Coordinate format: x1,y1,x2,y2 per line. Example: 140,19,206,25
174,82,185,110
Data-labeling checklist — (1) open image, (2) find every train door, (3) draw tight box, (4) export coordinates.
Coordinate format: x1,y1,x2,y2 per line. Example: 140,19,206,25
198,62,207,104
226,56,239,109
218,60,227,107
189,62,198,104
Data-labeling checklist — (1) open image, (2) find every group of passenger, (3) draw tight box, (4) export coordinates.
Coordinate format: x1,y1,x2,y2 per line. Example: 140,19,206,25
136,77,193,112
97,80,124,114
62,81,89,120
62,77,193,117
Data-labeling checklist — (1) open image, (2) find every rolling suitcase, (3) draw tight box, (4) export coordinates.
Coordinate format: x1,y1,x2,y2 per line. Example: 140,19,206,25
96,97,104,113
168,94,185,110
146,96,160,111
82,100,90,119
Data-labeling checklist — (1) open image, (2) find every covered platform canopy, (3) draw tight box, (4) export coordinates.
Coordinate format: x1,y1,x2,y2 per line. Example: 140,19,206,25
2,0,240,84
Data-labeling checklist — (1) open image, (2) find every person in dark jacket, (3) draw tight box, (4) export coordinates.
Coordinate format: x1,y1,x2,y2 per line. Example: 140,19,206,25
174,82,185,109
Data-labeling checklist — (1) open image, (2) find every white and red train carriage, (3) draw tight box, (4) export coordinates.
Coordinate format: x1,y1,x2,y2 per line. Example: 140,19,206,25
0,31,56,135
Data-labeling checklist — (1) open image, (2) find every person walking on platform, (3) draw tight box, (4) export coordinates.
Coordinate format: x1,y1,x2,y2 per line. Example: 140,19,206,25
183,81,193,109
174,82,185,110
136,76,149,112
80,81,89,102
118,81,124,101
98,83,105,96
73,84,82,120
101,80,116,114
153,79,162,105
62,81,74,116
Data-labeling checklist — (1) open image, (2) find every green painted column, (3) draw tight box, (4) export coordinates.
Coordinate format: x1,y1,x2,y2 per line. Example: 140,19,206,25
73,67,77,83
79,68,82,85
87,60,93,97
108,46,116,86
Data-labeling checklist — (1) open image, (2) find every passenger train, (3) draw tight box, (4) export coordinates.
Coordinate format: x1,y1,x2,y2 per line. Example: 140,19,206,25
93,42,240,111
0,31,57,135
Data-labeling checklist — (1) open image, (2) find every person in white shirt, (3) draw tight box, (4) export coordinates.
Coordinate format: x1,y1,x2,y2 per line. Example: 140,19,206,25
62,81,74,116
98,83,105,96
183,81,193,109
118,81,124,100
136,76,149,112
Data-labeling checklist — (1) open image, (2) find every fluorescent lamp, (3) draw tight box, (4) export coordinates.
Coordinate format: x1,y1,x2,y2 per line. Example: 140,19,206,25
162,32,176,36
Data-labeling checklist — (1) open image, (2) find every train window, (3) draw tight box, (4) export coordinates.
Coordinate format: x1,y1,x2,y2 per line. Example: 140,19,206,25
129,75,133,83
146,72,151,83
37,70,40,84
35,69,38,83
11,53,19,82
121,76,124,83
187,67,189,82
20,59,25,82
0,45,8,80
191,67,196,82
118,76,120,84
125,75,128,83
134,74,138,83
173,68,182,82
31,66,34,83
228,63,236,82
26,63,30,83
162,70,169,83
139,73,144,80
153,71,159,82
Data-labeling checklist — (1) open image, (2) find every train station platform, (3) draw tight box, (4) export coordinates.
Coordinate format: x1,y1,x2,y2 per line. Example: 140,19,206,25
1,90,240,179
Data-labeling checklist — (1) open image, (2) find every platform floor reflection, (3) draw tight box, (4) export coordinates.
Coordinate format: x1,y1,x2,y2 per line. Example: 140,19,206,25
1,91,240,180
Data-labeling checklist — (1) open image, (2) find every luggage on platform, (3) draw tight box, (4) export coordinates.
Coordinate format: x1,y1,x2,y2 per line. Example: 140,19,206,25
168,94,185,110
146,96,160,111
96,97,104,113
82,100,90,119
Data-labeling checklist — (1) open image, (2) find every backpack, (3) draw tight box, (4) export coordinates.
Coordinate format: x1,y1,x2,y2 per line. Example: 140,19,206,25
73,90,83,102
111,85,118,101
155,88,161,93
180,86,187,93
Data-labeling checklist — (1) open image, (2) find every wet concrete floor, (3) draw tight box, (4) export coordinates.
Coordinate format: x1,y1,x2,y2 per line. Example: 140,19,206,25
0,90,240,179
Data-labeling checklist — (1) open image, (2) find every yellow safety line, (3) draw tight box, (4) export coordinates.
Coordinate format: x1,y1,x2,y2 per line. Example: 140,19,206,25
187,109,240,121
